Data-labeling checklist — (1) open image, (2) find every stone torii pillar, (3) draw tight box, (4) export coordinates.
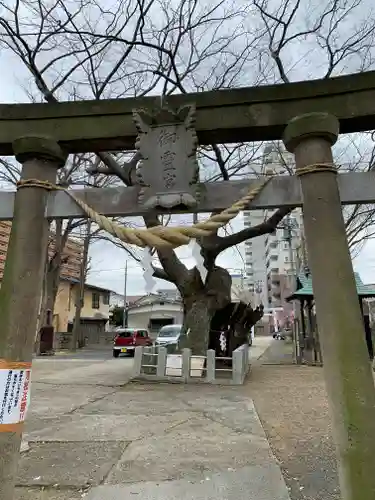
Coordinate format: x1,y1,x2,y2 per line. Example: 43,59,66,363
283,112,375,500
0,136,66,499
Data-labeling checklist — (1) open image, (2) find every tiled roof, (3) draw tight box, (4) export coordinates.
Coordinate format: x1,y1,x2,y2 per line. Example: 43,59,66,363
287,272,375,300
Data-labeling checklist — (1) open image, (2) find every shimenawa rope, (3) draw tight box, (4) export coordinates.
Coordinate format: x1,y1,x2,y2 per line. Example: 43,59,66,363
16,163,336,249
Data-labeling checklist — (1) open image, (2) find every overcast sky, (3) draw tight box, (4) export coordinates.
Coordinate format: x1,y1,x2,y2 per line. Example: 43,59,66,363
0,2,374,296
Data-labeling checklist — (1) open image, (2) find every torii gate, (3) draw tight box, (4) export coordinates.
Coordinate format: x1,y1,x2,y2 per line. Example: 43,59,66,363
0,71,375,500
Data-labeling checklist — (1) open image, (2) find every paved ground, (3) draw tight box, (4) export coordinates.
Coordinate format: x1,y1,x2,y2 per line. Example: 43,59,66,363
256,337,295,365
14,338,344,500
37,347,115,361
242,340,340,500
16,338,289,500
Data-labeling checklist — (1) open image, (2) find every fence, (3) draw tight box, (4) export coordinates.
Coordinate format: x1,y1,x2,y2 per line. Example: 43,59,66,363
132,343,250,385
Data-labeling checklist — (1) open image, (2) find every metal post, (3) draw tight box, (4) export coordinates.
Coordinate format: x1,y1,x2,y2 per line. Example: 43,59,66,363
122,260,128,328
0,136,65,500
283,112,375,500
285,219,299,347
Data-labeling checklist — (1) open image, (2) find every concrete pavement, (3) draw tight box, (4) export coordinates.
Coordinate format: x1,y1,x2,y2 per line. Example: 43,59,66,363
248,336,274,362
15,337,290,500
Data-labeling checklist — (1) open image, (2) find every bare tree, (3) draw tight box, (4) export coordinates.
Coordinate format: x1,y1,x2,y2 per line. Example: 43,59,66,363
0,0,374,353
71,220,91,351
253,0,375,256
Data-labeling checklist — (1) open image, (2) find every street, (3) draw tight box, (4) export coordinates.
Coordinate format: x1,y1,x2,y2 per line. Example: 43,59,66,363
38,346,117,361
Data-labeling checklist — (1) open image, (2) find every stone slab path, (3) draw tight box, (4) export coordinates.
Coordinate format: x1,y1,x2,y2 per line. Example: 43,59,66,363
16,337,289,500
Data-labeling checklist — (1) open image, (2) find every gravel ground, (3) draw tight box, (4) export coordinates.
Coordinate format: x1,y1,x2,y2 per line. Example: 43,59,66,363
241,340,340,500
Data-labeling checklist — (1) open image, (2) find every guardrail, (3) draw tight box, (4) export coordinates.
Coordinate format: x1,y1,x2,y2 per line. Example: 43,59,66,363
132,343,250,385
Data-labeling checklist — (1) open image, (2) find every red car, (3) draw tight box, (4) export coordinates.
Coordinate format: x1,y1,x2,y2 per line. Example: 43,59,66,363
113,328,153,357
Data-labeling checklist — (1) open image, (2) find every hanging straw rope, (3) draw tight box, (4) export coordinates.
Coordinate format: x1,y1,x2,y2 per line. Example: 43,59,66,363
16,162,335,249
16,177,270,248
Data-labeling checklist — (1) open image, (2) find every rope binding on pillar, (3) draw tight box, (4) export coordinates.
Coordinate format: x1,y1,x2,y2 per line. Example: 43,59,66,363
295,163,337,176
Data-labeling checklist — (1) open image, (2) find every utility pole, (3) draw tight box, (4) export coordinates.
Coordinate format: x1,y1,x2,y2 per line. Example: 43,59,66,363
281,214,297,289
122,260,128,328
0,136,65,500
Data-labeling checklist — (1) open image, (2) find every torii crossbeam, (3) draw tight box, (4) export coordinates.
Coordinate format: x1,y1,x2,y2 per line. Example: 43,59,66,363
0,70,373,154
0,71,375,500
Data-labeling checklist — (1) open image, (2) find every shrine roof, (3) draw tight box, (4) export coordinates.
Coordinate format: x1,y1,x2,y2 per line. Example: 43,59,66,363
286,272,375,301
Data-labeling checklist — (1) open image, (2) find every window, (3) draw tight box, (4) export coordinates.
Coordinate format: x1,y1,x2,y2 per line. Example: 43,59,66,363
92,292,100,309
284,256,289,263
137,330,149,338
102,292,110,305
117,330,133,338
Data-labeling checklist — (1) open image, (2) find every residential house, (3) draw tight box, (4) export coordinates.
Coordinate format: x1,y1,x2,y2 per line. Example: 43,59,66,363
127,292,183,336
53,277,113,345
0,221,83,281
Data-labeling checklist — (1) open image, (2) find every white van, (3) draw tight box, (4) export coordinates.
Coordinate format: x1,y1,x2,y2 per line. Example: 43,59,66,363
155,324,183,347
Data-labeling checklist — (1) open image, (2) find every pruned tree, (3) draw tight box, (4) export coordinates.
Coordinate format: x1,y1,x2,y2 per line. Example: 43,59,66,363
0,0,374,353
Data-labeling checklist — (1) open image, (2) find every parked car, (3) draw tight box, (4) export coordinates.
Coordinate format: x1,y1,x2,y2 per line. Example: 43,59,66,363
155,324,183,348
113,328,152,357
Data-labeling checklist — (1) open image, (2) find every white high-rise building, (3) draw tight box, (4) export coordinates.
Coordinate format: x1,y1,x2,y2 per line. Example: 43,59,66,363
243,143,303,319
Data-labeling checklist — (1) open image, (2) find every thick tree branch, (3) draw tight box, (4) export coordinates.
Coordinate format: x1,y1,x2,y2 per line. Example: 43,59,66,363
89,152,141,184
211,143,229,181
151,266,174,282
143,213,189,285
88,148,191,286
216,206,292,253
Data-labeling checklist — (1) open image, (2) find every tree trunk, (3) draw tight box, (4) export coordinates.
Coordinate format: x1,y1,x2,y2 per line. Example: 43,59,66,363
180,296,213,355
35,259,60,354
178,266,233,355
71,221,91,351
35,219,70,353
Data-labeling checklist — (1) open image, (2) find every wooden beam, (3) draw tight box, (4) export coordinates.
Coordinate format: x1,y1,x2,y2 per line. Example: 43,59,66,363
0,72,375,154
0,172,374,220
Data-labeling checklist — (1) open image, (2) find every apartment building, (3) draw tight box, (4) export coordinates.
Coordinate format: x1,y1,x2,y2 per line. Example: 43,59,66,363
243,143,303,318
264,213,303,309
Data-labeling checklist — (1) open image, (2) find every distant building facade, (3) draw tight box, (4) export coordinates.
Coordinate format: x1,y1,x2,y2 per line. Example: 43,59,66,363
243,143,303,325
